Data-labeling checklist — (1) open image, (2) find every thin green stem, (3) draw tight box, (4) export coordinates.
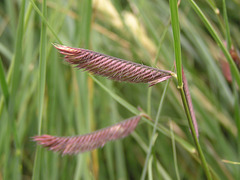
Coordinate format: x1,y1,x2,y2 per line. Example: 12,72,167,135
0,57,13,116
148,156,153,180
32,0,47,179
6,0,26,179
234,85,240,178
37,0,47,136
147,88,152,116
141,79,171,180
29,0,62,44
147,18,171,131
169,0,182,86
90,75,139,115
222,0,231,49
170,121,180,180
83,0,92,48
0,58,9,105
24,0,34,32
179,86,212,179
170,0,212,178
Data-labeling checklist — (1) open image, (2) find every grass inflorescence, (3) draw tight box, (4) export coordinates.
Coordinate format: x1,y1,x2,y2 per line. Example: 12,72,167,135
0,0,239,179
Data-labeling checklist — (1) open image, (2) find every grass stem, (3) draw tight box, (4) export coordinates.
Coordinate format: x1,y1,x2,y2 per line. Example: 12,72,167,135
179,86,212,179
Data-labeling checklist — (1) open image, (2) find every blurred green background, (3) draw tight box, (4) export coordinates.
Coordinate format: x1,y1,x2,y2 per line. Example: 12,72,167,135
0,0,240,179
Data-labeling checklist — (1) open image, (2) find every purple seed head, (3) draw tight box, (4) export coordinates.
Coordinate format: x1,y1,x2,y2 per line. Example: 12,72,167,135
53,44,173,86
33,116,141,155
182,68,199,138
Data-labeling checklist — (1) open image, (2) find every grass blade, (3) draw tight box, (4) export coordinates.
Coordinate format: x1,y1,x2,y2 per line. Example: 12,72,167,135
170,0,211,179
170,121,180,180
169,0,182,86
0,58,9,105
222,0,231,49
140,76,171,180
32,0,47,179
29,0,62,44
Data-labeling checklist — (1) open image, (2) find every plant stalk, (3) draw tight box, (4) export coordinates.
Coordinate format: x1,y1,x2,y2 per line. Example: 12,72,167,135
179,86,212,180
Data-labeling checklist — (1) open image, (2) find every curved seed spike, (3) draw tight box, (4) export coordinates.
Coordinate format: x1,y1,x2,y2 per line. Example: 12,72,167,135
53,44,173,86
33,116,141,155
182,68,199,138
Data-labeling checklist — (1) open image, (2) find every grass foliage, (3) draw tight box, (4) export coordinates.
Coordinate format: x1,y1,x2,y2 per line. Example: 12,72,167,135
0,0,240,179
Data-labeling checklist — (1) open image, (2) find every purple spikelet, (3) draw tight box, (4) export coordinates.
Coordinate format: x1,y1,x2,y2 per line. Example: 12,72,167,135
53,44,173,86
182,68,199,138
33,116,141,155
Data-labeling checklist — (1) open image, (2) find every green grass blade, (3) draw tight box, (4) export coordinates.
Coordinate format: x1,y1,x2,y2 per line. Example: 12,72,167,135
170,121,180,180
147,18,171,116
148,155,153,180
90,75,140,115
0,43,13,61
83,0,92,48
222,0,232,49
156,161,172,180
141,78,171,180
6,0,26,179
37,0,47,135
170,1,212,178
0,58,9,105
0,58,13,116
29,0,62,44
32,0,47,179
234,87,240,179
169,0,182,86
6,0,17,39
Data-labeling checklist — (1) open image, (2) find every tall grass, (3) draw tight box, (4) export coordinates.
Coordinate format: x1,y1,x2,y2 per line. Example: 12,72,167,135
0,0,239,179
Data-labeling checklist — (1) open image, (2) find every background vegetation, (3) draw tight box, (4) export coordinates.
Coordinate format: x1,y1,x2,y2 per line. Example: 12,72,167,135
0,0,239,179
